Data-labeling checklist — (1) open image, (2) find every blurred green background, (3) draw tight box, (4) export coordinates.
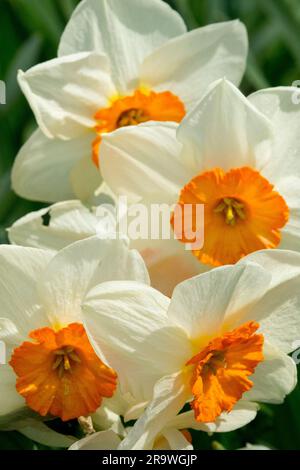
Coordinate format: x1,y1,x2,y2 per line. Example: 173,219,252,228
0,0,300,450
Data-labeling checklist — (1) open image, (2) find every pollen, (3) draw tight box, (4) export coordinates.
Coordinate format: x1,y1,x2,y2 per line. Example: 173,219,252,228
92,89,185,166
9,323,117,421
171,166,289,266
186,321,264,423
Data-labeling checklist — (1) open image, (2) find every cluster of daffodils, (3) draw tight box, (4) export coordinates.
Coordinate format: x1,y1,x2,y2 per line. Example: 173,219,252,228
2,0,300,451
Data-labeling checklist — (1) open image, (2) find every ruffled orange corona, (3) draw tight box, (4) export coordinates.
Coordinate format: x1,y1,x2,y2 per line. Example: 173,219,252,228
92,89,185,166
10,323,117,421
187,321,264,423
172,167,289,266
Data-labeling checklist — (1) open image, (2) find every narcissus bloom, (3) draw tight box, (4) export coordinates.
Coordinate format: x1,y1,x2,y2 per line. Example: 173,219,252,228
100,82,300,282
82,250,300,449
0,236,151,423
12,0,247,203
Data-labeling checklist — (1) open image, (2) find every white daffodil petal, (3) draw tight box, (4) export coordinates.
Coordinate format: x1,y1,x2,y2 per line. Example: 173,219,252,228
124,402,148,423
0,366,26,418
244,342,297,404
177,79,273,173
161,428,193,451
275,177,300,252
70,155,103,203
58,0,186,93
248,87,300,182
239,250,300,291
12,129,93,203
141,20,248,110
8,201,108,252
83,282,189,402
119,372,190,450
201,402,259,433
0,246,52,337
255,280,300,354
280,228,300,253
0,319,23,351
69,429,121,450
168,402,258,433
101,122,188,204
236,251,300,354
18,52,115,139
92,390,129,432
38,236,148,326
168,263,270,341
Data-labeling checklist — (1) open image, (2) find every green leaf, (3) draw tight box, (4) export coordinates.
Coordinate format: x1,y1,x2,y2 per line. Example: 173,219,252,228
10,0,64,48
2,35,42,113
57,0,79,20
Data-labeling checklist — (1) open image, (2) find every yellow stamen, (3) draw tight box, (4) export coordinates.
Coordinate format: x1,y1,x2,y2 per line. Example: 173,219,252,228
63,354,71,371
214,197,245,226
52,346,81,376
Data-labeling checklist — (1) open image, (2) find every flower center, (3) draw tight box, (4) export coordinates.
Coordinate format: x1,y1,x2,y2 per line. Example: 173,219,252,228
214,197,245,226
10,323,117,421
171,166,289,266
116,108,149,127
186,321,264,423
92,89,185,166
52,346,81,378
201,351,227,375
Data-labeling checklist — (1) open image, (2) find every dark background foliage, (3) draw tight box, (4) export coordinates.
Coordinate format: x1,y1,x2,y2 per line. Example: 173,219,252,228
0,0,300,450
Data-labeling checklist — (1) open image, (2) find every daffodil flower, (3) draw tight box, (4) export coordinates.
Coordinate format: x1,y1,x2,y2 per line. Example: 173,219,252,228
0,236,156,425
99,81,300,292
12,0,247,204
82,250,300,449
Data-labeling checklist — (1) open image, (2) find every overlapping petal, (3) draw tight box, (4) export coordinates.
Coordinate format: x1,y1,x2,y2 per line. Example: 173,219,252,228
18,52,115,139
177,79,273,173
58,0,186,93
11,130,96,203
101,122,187,204
82,282,189,402
141,21,248,110
38,236,149,326
248,87,300,181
